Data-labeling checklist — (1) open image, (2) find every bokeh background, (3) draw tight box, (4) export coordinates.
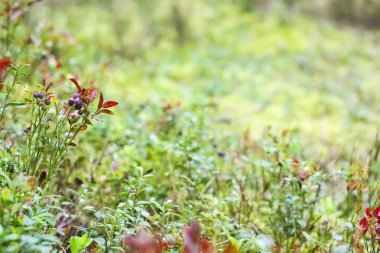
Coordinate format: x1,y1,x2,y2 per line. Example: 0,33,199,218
27,0,380,161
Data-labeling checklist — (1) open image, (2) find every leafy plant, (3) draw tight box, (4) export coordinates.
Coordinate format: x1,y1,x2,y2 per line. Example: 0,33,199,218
70,234,93,253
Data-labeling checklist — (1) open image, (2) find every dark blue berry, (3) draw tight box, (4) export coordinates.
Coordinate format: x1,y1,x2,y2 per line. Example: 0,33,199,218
75,103,82,110
45,98,51,105
37,93,45,99
33,91,39,98
73,93,81,99
78,110,83,115
217,151,226,158
68,98,74,106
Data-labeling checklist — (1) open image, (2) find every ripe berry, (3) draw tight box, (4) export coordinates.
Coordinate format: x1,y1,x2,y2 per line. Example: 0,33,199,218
73,93,81,99
217,151,226,158
33,91,39,98
74,97,82,104
24,127,30,134
37,92,45,99
78,109,83,115
75,102,82,110
68,98,74,106
45,98,51,105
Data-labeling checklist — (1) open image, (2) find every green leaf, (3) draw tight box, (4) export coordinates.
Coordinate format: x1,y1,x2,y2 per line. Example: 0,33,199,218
302,231,314,242
94,238,106,250
37,234,62,244
70,236,80,253
0,187,12,203
70,234,93,253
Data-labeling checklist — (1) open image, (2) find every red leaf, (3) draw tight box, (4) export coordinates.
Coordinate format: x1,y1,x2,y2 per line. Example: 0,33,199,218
96,109,114,115
45,82,54,92
103,101,119,108
365,208,372,219
183,222,201,253
199,238,214,253
98,91,104,110
374,206,380,219
0,57,12,72
123,230,164,253
357,217,369,234
69,78,82,92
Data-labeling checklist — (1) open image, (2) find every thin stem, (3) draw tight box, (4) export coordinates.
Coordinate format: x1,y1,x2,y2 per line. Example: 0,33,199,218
0,66,19,121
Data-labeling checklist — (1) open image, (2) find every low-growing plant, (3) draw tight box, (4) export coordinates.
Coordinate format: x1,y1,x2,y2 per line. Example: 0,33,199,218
20,77,118,189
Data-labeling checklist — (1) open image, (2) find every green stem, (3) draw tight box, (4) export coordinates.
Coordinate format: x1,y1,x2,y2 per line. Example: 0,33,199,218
0,67,19,121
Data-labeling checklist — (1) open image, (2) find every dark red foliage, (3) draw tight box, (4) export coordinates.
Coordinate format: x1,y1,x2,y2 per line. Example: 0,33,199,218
357,206,380,236
373,206,380,219
365,208,372,219
96,91,118,115
0,57,12,91
123,230,172,253
357,217,370,234
102,101,119,108
0,57,12,71
183,222,214,253
69,78,82,92
96,109,114,115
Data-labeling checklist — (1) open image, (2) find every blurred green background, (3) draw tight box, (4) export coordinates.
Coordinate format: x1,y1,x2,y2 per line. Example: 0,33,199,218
28,0,380,161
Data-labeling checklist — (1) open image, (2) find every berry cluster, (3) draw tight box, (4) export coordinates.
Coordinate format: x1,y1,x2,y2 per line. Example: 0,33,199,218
68,92,84,115
33,91,51,105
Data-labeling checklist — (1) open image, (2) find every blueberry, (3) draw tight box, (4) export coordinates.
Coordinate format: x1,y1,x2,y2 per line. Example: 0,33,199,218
78,109,83,115
217,151,226,158
33,91,39,98
24,127,29,134
45,98,51,105
68,98,74,106
73,93,81,99
37,93,45,99
75,103,82,110
74,97,82,104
